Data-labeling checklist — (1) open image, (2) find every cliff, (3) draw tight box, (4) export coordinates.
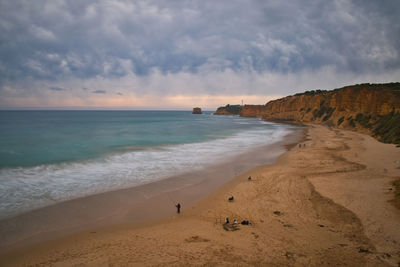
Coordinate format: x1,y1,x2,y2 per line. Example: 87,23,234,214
216,83,400,144
214,104,242,115
240,105,265,117
261,83,400,121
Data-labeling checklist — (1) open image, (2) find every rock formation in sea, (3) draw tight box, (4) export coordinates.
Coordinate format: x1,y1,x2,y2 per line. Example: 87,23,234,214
192,107,202,114
216,83,400,144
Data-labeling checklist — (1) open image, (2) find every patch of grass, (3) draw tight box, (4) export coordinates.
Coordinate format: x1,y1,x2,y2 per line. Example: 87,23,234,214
313,109,319,118
345,82,400,91
322,107,336,121
337,116,345,125
315,106,328,118
373,111,400,144
312,101,336,121
301,89,327,96
355,113,363,121
296,82,400,98
388,179,400,210
355,113,372,128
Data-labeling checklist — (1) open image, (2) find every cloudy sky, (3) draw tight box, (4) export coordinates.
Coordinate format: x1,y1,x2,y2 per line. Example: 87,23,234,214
0,0,399,109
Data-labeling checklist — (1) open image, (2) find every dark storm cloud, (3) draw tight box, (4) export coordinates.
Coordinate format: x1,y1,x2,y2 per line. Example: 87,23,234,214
0,0,399,86
92,90,106,94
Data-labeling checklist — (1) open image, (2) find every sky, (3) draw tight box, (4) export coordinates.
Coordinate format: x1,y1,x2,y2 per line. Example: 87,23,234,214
0,0,399,110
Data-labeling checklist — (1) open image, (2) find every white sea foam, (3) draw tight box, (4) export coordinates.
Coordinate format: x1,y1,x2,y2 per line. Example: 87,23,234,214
0,126,291,219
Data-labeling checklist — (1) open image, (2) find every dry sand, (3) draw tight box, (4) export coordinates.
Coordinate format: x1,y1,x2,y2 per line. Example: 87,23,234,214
1,125,400,266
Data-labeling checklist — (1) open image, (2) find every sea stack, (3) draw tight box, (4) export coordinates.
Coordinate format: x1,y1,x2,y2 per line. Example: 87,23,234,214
192,107,202,114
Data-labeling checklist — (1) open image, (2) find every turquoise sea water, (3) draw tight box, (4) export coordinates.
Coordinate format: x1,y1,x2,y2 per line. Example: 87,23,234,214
0,110,254,168
0,110,295,219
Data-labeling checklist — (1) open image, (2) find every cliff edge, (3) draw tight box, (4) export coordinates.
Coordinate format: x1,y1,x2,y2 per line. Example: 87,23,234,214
214,104,242,115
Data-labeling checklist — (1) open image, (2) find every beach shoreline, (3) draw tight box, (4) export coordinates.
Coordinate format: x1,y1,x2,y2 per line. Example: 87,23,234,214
1,125,400,266
0,127,304,255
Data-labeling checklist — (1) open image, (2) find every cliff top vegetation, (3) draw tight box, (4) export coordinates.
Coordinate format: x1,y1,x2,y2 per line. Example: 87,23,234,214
292,82,400,98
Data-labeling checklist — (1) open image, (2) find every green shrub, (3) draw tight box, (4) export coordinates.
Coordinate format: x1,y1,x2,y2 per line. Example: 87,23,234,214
322,107,336,121
304,90,327,96
337,116,345,125
317,106,327,118
355,113,372,128
313,109,319,118
373,111,400,144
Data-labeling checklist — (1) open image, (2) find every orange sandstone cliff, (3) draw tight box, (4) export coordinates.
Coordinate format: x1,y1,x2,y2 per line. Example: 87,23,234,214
218,83,400,144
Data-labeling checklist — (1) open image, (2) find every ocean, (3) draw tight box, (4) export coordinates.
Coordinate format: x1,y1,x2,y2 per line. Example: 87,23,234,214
0,110,295,220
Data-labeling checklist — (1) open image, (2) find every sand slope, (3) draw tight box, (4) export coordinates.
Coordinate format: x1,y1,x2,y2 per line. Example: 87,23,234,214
1,125,399,266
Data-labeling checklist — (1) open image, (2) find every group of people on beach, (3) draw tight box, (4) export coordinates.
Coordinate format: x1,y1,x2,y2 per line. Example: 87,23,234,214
225,217,251,225
224,180,252,226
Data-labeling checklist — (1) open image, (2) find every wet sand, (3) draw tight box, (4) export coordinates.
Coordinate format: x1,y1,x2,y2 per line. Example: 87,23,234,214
1,125,400,266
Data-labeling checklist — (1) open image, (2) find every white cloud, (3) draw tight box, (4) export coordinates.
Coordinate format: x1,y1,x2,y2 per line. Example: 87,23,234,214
30,25,57,41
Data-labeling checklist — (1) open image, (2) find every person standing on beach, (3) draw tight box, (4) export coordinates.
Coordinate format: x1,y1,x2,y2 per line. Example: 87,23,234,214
175,203,181,214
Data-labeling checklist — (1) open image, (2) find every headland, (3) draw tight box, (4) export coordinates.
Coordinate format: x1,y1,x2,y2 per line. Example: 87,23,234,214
215,82,400,145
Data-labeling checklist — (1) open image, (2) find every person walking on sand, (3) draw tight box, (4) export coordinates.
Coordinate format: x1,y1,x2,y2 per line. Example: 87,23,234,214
175,203,181,214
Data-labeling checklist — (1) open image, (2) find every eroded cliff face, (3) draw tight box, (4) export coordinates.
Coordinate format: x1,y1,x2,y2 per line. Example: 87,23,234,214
259,84,400,124
240,105,265,117
219,83,400,144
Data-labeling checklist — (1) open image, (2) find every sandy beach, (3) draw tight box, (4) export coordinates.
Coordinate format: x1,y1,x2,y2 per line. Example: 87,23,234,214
1,125,399,266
